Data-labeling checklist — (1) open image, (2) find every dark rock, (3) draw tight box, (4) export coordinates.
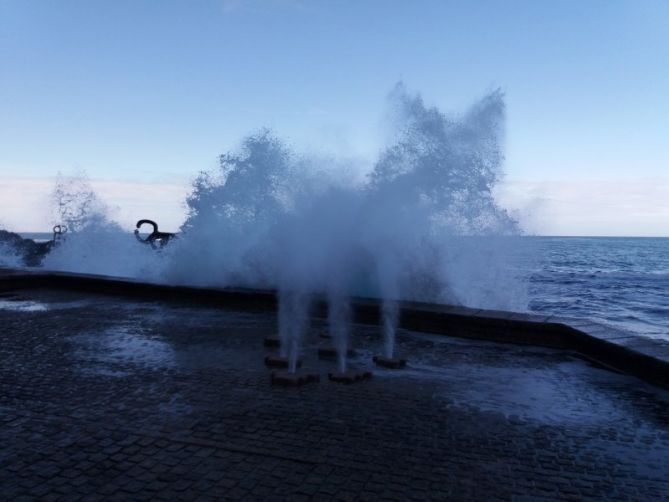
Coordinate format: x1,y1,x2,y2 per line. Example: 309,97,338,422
0,230,53,267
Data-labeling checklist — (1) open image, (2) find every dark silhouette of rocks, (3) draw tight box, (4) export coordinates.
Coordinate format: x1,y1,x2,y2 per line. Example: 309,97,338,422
0,230,52,266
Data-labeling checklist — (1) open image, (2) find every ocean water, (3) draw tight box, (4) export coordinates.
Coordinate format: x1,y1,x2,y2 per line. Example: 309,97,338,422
529,237,669,339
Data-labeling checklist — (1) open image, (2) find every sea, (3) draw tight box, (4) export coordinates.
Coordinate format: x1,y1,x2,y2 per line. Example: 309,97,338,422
529,237,669,339
14,233,669,340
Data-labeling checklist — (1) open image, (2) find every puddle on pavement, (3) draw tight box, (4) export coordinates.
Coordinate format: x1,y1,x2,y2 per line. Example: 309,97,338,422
0,294,102,312
73,324,176,369
378,355,629,426
0,299,48,312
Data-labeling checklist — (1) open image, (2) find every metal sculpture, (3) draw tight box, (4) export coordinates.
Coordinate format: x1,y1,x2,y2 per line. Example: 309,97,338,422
134,219,175,249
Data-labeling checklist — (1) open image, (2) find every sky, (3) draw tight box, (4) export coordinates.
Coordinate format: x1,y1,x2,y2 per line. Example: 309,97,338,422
1,0,668,235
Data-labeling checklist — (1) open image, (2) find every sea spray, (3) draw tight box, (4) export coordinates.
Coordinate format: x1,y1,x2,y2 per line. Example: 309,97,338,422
374,254,401,359
41,172,159,278
0,240,24,268
327,291,352,373
278,288,310,372
381,299,398,359
34,84,530,362
51,170,99,233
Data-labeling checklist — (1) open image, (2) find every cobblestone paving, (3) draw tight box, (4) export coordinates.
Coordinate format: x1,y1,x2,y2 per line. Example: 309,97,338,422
1,288,668,500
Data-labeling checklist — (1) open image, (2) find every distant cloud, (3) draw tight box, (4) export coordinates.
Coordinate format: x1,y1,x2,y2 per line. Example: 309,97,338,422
0,178,53,233
0,177,191,233
495,178,669,237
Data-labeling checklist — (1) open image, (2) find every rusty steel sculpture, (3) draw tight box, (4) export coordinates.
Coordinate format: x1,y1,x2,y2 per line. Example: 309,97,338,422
134,219,175,249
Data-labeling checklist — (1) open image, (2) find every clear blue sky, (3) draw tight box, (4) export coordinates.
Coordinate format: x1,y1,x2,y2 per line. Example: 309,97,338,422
1,0,668,234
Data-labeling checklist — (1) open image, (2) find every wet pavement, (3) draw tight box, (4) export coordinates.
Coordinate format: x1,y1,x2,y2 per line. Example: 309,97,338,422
1,288,668,500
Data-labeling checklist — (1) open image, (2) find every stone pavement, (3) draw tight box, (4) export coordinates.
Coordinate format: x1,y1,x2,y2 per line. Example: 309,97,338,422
1,288,668,500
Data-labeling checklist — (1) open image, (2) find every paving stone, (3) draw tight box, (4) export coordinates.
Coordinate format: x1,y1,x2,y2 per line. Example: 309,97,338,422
0,288,668,500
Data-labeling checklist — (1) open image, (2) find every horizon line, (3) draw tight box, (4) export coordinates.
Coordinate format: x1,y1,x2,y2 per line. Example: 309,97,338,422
13,230,669,239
